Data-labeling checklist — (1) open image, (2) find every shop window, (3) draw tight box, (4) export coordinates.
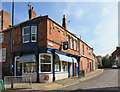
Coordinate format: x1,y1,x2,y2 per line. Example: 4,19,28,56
0,33,4,43
23,63,37,73
62,61,68,72
22,26,30,43
31,26,37,42
74,40,77,50
55,60,61,72
40,54,52,73
71,38,73,49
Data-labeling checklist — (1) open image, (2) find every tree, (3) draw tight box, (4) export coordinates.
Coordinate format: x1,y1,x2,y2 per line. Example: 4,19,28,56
102,54,109,67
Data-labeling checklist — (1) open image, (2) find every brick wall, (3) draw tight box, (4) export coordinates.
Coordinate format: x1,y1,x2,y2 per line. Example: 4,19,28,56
2,30,12,78
1,10,11,30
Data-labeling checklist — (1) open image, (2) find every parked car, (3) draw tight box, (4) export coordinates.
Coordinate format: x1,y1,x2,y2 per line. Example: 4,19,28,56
112,65,118,69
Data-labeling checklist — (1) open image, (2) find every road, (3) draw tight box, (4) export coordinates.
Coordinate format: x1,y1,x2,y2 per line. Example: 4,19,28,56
4,69,120,92
56,68,119,91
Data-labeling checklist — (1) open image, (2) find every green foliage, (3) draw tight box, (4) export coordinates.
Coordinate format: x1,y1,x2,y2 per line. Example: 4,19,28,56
102,54,109,67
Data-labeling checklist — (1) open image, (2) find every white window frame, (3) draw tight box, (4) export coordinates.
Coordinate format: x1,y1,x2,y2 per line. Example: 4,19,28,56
31,26,37,42
22,26,30,43
67,35,70,48
0,48,6,62
0,33,4,43
89,48,91,55
39,53,52,73
74,40,77,50
71,38,73,49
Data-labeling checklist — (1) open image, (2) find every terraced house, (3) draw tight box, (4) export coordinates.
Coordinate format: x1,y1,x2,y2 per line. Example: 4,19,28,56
1,6,96,82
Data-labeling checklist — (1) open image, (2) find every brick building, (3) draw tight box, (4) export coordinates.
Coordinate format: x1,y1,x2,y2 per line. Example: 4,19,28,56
1,6,95,82
0,9,12,78
109,47,120,67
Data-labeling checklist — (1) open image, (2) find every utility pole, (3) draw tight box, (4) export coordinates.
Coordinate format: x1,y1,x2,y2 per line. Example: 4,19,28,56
11,0,14,75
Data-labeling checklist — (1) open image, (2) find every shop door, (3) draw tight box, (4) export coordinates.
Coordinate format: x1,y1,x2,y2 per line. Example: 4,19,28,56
16,61,22,76
76,63,78,76
70,63,73,76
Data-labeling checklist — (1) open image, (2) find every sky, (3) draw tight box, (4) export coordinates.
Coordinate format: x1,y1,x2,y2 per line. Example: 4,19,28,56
1,1,118,56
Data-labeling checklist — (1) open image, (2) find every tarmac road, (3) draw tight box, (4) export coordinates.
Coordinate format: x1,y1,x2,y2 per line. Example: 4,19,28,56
56,68,119,92
3,69,120,92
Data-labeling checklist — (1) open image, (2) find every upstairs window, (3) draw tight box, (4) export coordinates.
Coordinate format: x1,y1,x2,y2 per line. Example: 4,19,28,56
89,48,91,55
31,26,37,42
71,38,73,49
74,40,77,50
22,26,30,43
0,33,4,43
67,35,70,48
82,44,84,54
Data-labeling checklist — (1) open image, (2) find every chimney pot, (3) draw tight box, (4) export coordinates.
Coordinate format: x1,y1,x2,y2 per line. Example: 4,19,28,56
29,5,36,19
62,15,67,29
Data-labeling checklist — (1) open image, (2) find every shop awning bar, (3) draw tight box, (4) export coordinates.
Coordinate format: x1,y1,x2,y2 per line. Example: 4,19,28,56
19,54,36,63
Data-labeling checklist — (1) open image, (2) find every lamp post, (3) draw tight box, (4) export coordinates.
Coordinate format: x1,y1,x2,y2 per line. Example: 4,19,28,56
11,0,14,76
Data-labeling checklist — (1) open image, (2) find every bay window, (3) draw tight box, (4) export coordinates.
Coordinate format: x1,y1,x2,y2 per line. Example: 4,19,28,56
22,26,30,43
31,26,37,42
22,26,37,43
40,54,52,73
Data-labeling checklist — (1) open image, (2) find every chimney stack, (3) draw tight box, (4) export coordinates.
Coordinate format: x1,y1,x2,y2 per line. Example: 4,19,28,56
62,15,67,29
29,5,36,19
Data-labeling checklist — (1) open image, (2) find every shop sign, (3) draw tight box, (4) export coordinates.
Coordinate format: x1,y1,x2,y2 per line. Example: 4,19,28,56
63,41,68,50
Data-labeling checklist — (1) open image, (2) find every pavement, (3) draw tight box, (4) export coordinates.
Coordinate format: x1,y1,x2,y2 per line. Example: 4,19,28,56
3,69,103,92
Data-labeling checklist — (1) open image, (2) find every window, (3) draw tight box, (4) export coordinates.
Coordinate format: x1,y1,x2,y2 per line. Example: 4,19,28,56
23,63,37,73
55,60,61,72
87,60,89,68
22,26,30,43
0,33,4,43
82,44,84,54
74,40,77,50
62,61,68,72
40,54,52,73
71,38,73,49
0,48,6,62
89,49,91,55
67,35,70,48
31,26,37,42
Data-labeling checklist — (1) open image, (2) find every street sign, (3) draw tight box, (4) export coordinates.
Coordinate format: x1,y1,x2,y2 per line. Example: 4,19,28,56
63,41,69,50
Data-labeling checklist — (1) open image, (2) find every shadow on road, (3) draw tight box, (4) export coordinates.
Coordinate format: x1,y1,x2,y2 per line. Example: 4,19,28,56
2,86,120,92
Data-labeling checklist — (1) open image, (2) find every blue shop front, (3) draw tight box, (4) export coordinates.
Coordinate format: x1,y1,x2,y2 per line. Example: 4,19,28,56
14,48,80,82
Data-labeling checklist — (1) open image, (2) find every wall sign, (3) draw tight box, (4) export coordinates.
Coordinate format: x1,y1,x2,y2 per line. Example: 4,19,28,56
48,42,53,47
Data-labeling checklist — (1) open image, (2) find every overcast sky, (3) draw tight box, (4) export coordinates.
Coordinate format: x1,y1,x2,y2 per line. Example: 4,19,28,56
2,1,118,56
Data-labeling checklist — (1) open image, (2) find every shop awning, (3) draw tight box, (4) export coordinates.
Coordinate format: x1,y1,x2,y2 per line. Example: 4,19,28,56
72,58,77,63
19,54,36,63
55,53,77,63
55,53,72,62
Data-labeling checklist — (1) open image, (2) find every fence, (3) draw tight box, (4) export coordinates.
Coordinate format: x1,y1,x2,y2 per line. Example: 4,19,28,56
4,76,32,90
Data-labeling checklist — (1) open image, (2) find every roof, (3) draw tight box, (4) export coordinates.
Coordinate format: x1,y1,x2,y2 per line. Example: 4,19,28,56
1,14,93,49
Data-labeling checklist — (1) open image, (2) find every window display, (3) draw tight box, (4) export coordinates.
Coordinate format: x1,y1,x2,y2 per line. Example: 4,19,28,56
23,63,37,73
